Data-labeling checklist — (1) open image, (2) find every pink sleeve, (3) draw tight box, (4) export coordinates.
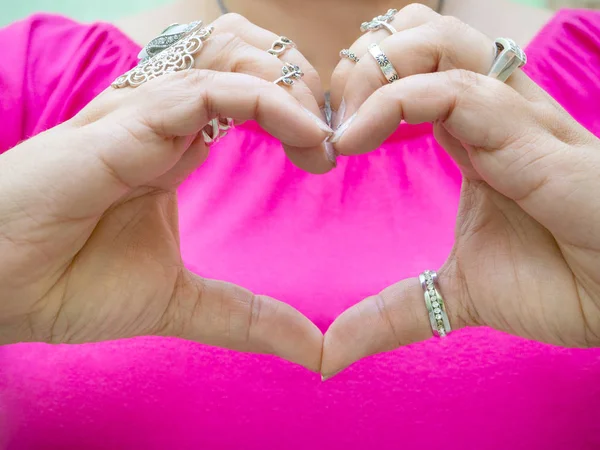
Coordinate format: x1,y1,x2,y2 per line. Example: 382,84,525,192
0,14,138,153
524,9,600,135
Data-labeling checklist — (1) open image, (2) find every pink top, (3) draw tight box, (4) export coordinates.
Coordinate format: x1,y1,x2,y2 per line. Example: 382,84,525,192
1,11,600,449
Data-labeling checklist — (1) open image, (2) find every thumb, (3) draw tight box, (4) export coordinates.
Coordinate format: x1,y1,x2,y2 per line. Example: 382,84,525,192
158,270,324,372
321,267,472,379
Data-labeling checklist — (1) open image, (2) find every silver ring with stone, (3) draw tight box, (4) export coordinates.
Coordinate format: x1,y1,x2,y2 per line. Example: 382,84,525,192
267,36,296,57
360,8,398,35
274,62,304,86
487,38,527,82
368,43,399,84
340,49,360,63
112,22,214,89
419,270,452,338
137,21,203,63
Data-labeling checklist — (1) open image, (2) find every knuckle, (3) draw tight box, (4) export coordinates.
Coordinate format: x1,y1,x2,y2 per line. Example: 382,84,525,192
214,32,247,54
182,67,213,85
231,53,266,76
402,3,435,15
212,33,253,71
223,286,263,344
448,68,481,90
153,70,208,104
433,15,468,36
298,64,321,86
217,12,249,29
245,294,263,339
178,69,218,100
373,292,402,348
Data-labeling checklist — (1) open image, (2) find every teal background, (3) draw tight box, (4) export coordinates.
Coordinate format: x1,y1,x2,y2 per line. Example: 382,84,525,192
0,0,546,27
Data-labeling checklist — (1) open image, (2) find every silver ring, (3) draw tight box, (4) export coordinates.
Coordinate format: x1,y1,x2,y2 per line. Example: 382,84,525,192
368,44,399,84
112,23,214,89
137,21,203,62
340,49,360,63
203,118,234,145
419,270,452,338
487,38,527,82
361,8,398,35
274,62,304,86
267,36,296,57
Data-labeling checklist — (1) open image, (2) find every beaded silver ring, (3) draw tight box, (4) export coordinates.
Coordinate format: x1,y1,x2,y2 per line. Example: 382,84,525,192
419,270,452,338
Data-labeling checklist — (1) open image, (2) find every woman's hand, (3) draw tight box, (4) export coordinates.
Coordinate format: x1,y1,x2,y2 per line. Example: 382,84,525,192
0,14,333,371
321,4,600,378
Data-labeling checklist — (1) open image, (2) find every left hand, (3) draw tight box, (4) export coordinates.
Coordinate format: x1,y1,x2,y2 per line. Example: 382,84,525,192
321,4,600,379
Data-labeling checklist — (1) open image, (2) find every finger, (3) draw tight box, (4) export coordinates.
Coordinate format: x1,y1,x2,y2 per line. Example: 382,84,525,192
330,69,536,157
91,20,335,173
322,269,471,379
330,3,440,117
150,133,210,189
340,17,542,126
107,68,332,178
330,69,600,243
200,17,334,172
342,18,491,120
198,31,321,114
5,70,332,221
161,270,323,372
213,13,327,109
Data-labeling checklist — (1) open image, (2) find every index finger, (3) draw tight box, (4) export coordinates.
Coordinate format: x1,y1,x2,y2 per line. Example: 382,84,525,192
328,69,533,154
330,4,441,116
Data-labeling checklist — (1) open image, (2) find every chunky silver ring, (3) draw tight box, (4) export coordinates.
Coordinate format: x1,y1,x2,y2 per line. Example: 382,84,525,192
112,22,214,89
419,270,452,338
361,8,398,35
340,49,360,63
487,38,527,82
137,21,203,62
267,36,296,57
368,44,399,84
274,62,304,86
203,118,234,145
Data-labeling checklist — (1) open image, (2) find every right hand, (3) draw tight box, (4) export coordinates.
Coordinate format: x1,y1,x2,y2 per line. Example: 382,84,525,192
0,14,332,372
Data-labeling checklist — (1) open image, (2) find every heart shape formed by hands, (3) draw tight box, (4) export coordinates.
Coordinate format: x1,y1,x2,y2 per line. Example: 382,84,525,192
1,5,599,383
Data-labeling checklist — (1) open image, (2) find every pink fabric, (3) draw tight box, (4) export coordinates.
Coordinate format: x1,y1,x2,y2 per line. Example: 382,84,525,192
1,10,600,449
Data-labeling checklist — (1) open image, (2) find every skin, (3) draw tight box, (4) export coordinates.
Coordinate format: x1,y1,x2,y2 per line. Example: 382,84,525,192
118,0,553,86
1,2,598,380
321,5,600,378
0,47,334,371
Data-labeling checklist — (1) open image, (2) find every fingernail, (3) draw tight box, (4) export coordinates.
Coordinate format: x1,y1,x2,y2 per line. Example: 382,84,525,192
321,370,343,382
320,104,332,127
331,98,346,130
327,112,357,144
324,141,338,167
303,107,334,135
